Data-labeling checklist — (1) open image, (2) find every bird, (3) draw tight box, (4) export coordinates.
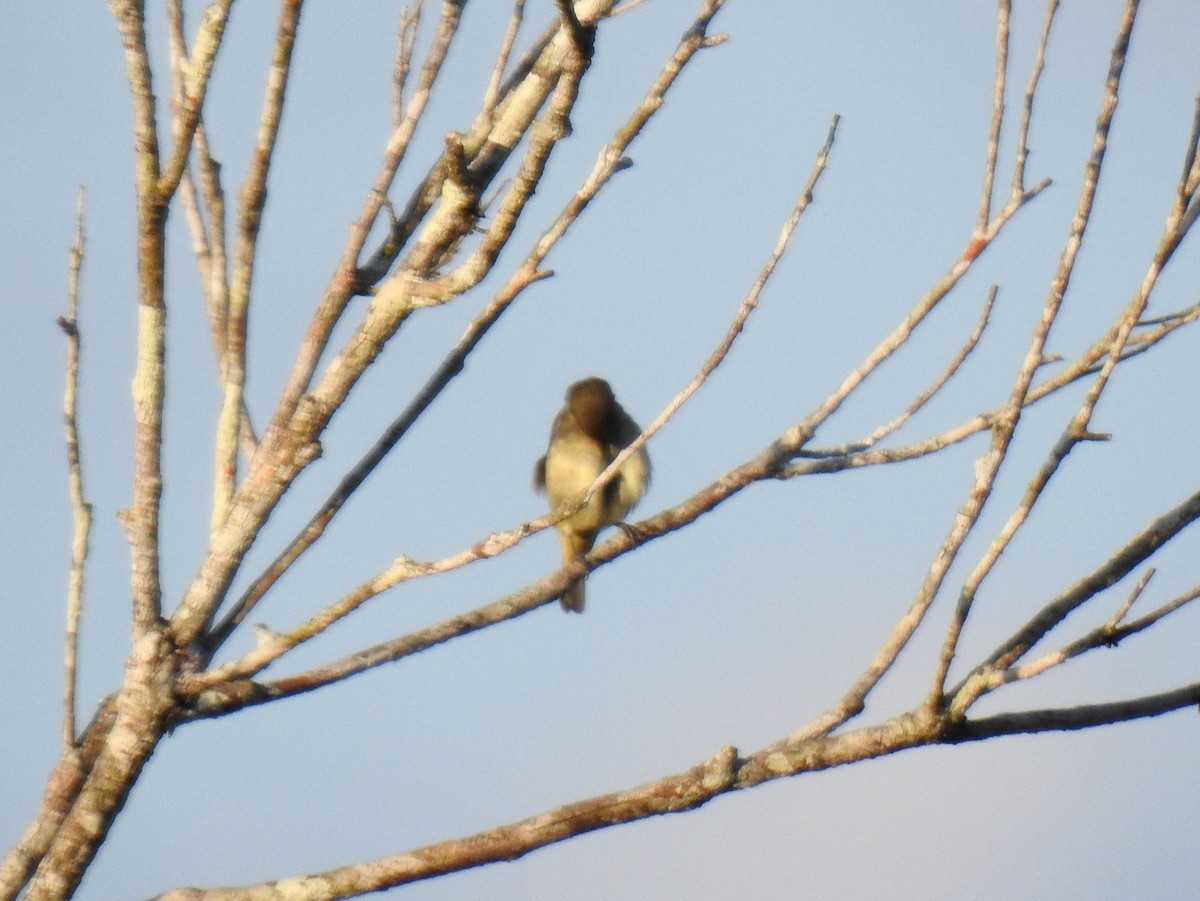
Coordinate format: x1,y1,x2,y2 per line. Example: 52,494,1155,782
534,377,650,612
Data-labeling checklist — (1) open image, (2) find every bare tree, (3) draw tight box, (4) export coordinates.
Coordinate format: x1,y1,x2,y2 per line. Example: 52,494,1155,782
4,0,1200,898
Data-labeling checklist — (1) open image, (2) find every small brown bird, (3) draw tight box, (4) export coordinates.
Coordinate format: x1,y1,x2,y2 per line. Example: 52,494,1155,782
534,377,651,612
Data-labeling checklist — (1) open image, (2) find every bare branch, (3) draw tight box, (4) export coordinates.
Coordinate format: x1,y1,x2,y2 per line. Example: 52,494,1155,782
483,0,525,114
175,2,640,650
786,286,1198,479
1004,577,1200,685
775,177,1045,476
1178,93,1200,202
948,684,1200,740
587,113,839,508
213,0,303,532
977,0,1009,231
1012,0,1060,195
271,0,466,432
612,0,651,16
17,3,1200,897
949,485,1200,712
392,2,423,129
554,0,594,57
198,0,730,661
109,0,167,635
931,0,1140,706
59,189,91,751
796,285,997,461
191,91,828,688
156,0,234,200
154,746,741,899
162,679,1200,898
167,1,258,468
1104,565,1154,630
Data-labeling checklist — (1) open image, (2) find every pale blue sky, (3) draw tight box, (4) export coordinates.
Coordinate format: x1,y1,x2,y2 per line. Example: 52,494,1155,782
4,2,1200,899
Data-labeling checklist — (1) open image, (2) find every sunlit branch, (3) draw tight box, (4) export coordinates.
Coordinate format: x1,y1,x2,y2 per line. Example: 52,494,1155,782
58,190,91,750
796,285,996,461
1003,579,1200,685
948,485,1200,714
785,288,1200,477
588,111,836,506
160,679,1200,898
977,0,1009,231
1012,0,1060,195
270,0,465,431
110,0,167,636
195,0,730,668
931,0,1140,705
392,2,423,129
212,0,303,532
156,0,234,200
483,0,525,114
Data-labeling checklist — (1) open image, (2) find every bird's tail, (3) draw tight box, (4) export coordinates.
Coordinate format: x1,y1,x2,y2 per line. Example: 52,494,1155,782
558,528,595,613
560,580,586,613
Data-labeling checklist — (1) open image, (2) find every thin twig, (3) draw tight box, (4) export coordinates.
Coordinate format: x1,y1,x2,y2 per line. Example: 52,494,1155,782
948,485,1200,710
977,0,1009,232
197,0,729,663
393,2,423,129
483,0,525,114
1177,93,1200,202
587,113,838,504
212,0,303,533
611,0,651,16
268,1,465,433
785,288,1199,476
931,0,1140,709
947,683,1200,740
999,573,1200,686
156,0,235,199
766,5,1093,746
1012,0,1060,195
798,286,997,460
59,189,91,750
167,1,256,466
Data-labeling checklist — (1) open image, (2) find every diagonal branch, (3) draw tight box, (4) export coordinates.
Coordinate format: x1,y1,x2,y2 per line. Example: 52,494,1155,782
167,0,258,465
947,684,1200,740
156,0,234,200
196,0,730,663
787,288,1200,481
585,111,837,508
483,0,526,114
1001,578,1200,686
159,679,1200,899
273,0,465,432
795,285,996,461
948,485,1200,712
187,92,828,691
930,0,1140,707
